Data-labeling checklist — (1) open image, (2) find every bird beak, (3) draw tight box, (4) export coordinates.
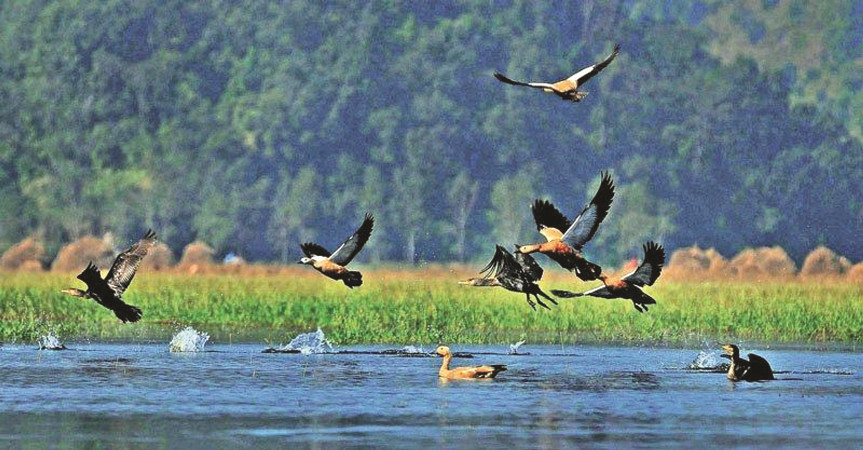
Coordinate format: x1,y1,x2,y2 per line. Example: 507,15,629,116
719,354,730,359
296,260,304,264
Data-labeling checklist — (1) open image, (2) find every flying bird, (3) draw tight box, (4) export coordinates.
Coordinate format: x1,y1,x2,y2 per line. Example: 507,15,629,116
460,244,557,310
435,346,506,380
518,172,614,281
552,241,665,313
720,344,775,382
494,43,620,102
60,229,157,323
299,213,374,288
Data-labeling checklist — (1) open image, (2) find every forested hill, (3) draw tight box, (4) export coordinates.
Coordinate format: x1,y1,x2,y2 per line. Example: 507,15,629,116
1,1,861,265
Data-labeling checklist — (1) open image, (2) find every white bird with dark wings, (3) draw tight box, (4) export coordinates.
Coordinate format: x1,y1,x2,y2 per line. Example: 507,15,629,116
60,229,157,323
299,213,374,288
494,44,620,102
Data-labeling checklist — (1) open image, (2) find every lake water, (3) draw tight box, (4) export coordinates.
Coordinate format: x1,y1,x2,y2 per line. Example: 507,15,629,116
1,340,861,448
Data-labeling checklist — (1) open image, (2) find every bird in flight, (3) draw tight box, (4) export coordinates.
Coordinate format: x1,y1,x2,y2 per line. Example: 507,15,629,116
518,172,615,281
299,213,374,288
553,241,665,313
494,43,620,102
460,244,557,310
61,229,157,323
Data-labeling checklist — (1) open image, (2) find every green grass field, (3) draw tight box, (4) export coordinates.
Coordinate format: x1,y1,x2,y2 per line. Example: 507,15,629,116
1,270,861,345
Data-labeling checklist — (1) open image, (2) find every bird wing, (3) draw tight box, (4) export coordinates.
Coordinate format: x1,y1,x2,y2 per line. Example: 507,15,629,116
622,242,666,286
746,353,774,379
105,229,157,295
76,261,104,288
531,199,572,239
328,213,374,266
494,72,556,90
479,245,522,279
513,245,544,281
561,172,615,249
565,43,620,87
301,243,331,258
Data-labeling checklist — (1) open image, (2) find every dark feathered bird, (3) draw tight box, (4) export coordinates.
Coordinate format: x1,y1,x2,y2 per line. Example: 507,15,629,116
518,172,615,281
299,213,374,288
494,44,620,102
60,230,157,323
721,344,775,382
460,244,557,310
553,241,665,312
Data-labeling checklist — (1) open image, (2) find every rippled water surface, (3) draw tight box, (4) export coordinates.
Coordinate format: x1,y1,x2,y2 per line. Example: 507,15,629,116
1,342,861,448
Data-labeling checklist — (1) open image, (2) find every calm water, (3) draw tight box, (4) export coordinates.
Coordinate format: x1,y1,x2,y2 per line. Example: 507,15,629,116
1,341,861,449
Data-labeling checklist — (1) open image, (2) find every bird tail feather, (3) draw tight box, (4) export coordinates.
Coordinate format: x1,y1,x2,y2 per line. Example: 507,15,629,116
343,271,363,288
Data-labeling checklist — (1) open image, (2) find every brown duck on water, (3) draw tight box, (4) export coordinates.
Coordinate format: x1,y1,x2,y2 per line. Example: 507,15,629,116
553,241,665,313
518,172,615,281
435,346,506,380
721,344,775,381
460,245,556,310
299,213,374,288
494,44,620,102
60,230,157,323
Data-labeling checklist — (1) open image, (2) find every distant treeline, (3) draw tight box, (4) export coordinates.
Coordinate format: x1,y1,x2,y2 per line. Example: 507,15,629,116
1,1,861,265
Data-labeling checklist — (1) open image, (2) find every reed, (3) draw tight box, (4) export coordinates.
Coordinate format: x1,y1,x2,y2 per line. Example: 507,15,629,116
0,271,860,344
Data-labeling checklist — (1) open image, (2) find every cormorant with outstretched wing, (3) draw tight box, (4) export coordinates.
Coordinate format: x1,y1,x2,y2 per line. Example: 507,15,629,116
60,229,157,323
460,245,556,310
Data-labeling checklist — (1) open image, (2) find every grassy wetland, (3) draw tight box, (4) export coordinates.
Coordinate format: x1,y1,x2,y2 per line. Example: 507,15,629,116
1,268,861,345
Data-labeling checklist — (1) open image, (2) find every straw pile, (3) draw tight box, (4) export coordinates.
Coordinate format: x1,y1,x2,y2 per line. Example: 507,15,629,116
799,246,852,277
177,241,215,274
726,246,796,279
0,237,45,271
51,236,114,272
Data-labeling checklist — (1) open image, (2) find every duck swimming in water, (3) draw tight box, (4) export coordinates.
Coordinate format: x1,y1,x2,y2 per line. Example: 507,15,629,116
494,44,620,102
60,229,157,323
435,346,506,380
299,213,374,288
721,344,775,382
552,241,665,312
518,172,615,281
461,244,557,310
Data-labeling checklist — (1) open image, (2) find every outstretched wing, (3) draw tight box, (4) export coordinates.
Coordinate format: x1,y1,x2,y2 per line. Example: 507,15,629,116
76,261,103,288
746,353,775,380
531,199,572,237
328,213,374,266
301,242,331,258
494,72,555,90
513,245,543,281
622,241,665,286
105,230,157,295
480,245,521,279
561,172,615,249
566,43,620,87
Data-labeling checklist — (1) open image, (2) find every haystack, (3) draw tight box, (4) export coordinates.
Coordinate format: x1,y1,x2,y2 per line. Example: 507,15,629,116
51,236,115,272
141,242,174,271
665,245,728,280
177,241,215,274
0,237,45,271
800,246,851,277
727,246,796,279
846,263,863,283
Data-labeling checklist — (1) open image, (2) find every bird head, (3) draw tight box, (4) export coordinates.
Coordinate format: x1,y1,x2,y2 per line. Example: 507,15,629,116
60,288,86,298
598,273,609,282
434,346,451,357
720,344,739,359
297,257,313,265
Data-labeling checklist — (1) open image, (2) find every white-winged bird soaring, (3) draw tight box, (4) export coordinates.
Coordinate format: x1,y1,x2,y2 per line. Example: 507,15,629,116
553,241,666,313
494,44,620,102
460,244,557,311
518,172,615,281
299,213,374,288
60,229,157,323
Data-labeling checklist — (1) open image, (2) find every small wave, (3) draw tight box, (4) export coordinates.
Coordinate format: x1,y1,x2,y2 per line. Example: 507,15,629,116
265,328,334,355
169,326,210,352
791,368,855,375
37,332,67,351
509,340,526,355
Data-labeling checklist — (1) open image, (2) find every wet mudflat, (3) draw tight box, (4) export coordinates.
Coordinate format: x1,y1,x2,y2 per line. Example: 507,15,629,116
0,342,861,448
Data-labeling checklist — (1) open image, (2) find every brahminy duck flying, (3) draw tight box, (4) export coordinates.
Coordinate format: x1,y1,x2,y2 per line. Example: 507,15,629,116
460,244,557,310
518,172,614,281
435,346,506,380
299,213,374,288
60,229,157,323
552,241,665,313
720,344,775,382
494,44,620,102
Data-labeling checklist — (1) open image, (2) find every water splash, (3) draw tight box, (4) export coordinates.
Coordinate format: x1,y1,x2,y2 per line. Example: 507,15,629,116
271,328,334,355
169,326,210,352
400,345,426,354
37,332,67,350
687,350,728,371
509,340,526,354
